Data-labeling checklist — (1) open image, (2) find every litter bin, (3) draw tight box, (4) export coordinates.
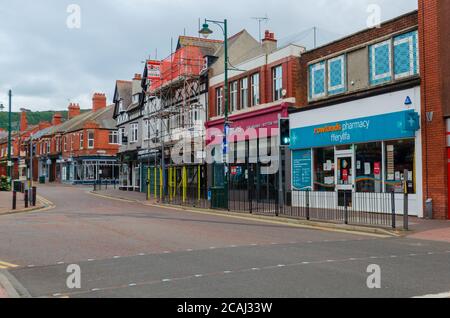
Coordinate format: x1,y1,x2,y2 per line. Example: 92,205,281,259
39,176,46,184
210,187,227,209
426,199,433,219
13,180,24,193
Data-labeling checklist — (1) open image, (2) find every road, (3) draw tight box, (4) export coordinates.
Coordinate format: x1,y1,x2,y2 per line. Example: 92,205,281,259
0,185,449,298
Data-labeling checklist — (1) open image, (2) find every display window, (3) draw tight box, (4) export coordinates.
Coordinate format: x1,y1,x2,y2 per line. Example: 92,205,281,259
355,142,383,193
384,139,415,194
313,147,335,192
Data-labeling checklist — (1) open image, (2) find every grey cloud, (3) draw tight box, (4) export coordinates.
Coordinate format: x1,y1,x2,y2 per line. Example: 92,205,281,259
0,0,417,111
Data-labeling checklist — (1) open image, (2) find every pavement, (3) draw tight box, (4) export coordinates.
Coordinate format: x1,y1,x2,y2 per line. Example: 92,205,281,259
0,190,49,216
0,184,449,298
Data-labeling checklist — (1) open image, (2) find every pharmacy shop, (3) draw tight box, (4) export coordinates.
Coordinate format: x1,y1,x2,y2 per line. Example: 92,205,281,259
289,87,423,216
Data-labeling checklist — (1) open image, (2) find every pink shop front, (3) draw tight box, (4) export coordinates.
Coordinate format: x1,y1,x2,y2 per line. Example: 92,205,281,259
205,101,292,202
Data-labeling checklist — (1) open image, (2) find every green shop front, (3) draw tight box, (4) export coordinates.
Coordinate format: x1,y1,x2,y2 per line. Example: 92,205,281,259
289,88,423,217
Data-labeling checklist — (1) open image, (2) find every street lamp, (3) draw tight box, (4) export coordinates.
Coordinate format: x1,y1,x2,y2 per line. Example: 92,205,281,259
7,90,12,188
199,19,230,210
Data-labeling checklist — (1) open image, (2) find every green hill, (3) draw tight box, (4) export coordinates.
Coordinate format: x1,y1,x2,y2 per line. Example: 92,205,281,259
0,110,89,131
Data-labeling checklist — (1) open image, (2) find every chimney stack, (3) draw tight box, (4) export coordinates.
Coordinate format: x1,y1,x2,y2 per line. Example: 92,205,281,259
92,93,107,112
262,30,277,53
38,122,51,130
20,110,28,132
52,113,62,126
68,103,81,120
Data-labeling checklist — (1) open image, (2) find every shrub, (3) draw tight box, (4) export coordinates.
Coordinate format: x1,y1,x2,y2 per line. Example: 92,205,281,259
0,175,10,191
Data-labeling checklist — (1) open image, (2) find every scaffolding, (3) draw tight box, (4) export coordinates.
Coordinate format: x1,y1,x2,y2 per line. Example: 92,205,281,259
144,45,208,203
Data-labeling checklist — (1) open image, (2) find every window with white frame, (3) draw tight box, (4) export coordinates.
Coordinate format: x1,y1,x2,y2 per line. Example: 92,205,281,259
250,73,260,106
79,132,84,149
88,131,95,149
143,120,149,140
119,127,125,145
132,93,140,104
273,65,283,101
216,87,223,116
47,141,50,154
109,130,119,144
119,100,124,113
63,137,67,152
241,77,249,109
130,123,138,143
230,81,238,112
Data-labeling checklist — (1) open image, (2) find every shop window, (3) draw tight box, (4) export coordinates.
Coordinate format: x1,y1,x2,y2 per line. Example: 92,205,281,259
355,142,383,193
313,147,335,192
385,139,415,194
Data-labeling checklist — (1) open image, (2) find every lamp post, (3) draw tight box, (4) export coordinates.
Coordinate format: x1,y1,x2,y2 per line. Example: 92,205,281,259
199,19,230,209
7,90,12,188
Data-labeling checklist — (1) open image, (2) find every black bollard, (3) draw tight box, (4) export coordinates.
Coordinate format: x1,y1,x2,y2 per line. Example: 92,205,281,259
32,187,37,207
24,190,29,208
12,191,17,210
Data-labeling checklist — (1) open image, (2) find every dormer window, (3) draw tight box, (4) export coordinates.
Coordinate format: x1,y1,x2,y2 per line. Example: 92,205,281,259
119,100,125,113
132,93,140,104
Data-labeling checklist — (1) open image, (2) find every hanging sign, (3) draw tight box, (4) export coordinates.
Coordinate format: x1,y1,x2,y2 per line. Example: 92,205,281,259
147,60,161,80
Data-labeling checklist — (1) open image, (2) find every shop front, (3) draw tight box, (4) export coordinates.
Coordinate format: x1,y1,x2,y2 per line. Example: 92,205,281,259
205,101,292,205
290,87,423,217
118,151,140,191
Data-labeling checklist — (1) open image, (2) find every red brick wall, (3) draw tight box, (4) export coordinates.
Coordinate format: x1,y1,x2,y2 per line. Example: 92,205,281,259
208,56,301,119
297,11,418,107
61,128,119,159
419,0,448,219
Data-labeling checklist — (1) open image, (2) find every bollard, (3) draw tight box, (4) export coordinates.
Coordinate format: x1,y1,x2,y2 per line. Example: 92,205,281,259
12,191,17,210
32,187,37,207
391,190,396,229
24,190,29,208
306,190,310,221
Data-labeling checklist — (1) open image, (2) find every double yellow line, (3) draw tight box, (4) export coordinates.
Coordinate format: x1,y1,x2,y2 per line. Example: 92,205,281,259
0,260,19,269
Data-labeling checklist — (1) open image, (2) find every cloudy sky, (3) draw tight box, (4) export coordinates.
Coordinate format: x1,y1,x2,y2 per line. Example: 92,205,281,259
0,0,417,112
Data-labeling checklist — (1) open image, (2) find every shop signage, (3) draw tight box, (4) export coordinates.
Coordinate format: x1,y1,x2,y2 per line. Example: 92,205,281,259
290,110,420,150
292,149,312,191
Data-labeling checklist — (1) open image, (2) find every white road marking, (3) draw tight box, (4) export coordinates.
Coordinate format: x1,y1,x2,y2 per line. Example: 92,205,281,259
162,279,172,282
113,256,120,259
302,262,310,265
91,288,100,292
163,251,171,254
87,259,95,262
223,271,232,274
194,274,203,278
277,264,286,268
128,283,137,287
186,249,193,252
27,265,35,268
53,293,62,297
209,247,216,250
57,262,65,265
251,268,260,271
413,291,450,298
138,253,145,256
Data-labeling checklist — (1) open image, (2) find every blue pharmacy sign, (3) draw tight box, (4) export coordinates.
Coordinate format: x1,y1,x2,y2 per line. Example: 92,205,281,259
290,110,420,150
292,149,312,191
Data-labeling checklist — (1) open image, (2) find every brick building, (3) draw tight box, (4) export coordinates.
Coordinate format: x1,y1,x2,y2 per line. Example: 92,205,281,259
418,0,450,219
205,30,305,204
288,2,450,220
29,93,120,185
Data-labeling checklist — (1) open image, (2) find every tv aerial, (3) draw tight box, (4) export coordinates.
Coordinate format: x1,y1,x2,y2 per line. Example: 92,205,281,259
251,14,270,43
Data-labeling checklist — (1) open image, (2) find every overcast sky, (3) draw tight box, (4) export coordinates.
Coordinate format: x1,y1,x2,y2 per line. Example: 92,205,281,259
0,0,417,112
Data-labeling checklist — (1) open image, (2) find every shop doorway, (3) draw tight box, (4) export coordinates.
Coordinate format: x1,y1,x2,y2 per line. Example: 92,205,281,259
336,150,354,207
